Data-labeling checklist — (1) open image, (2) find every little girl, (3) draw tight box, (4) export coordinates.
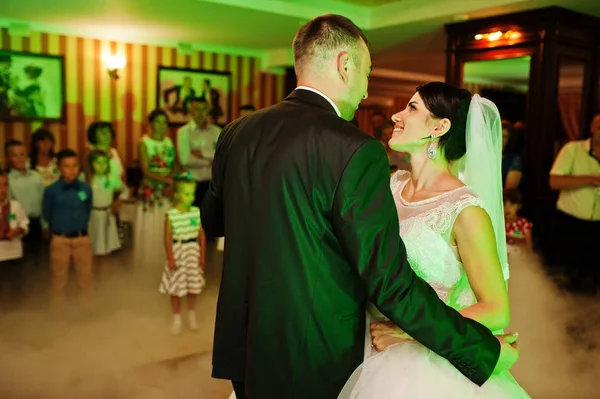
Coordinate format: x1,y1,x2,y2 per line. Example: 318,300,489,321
87,150,127,259
504,188,533,252
159,172,206,334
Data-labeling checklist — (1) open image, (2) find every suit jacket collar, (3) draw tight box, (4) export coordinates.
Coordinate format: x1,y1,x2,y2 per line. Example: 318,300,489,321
285,88,341,117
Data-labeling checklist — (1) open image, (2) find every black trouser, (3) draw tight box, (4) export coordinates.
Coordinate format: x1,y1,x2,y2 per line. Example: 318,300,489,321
232,381,248,399
544,210,600,290
0,258,23,309
24,217,42,244
23,217,45,266
193,180,211,208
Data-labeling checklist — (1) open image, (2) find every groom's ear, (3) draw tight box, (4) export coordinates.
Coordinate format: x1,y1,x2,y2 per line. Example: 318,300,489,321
337,51,351,83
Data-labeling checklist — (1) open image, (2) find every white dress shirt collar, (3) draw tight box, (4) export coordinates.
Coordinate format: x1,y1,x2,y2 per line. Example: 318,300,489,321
8,168,34,178
296,86,341,117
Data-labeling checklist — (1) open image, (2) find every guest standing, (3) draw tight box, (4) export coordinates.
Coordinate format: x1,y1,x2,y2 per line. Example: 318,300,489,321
43,149,93,305
133,109,176,269
29,128,59,187
176,98,221,208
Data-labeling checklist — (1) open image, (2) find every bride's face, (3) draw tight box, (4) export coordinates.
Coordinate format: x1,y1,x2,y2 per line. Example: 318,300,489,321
388,93,437,153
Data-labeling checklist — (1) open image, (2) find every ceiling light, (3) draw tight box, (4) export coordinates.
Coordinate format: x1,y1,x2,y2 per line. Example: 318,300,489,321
488,31,503,41
473,30,521,42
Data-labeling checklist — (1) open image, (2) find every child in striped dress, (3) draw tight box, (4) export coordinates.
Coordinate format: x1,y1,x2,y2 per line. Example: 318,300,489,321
159,172,206,334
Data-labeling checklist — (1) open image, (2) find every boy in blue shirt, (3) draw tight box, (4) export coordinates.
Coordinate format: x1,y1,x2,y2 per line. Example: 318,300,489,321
42,149,93,305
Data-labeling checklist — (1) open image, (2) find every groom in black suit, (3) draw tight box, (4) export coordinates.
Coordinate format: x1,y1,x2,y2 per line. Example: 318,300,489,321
201,14,518,399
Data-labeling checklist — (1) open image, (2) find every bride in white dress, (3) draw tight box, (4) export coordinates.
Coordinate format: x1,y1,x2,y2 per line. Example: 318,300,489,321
339,82,530,398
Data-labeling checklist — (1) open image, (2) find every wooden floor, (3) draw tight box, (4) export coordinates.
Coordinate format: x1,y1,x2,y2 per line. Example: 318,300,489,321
0,242,598,398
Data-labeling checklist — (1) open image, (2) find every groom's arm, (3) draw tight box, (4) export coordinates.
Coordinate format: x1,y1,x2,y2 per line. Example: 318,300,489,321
200,121,235,237
332,140,500,386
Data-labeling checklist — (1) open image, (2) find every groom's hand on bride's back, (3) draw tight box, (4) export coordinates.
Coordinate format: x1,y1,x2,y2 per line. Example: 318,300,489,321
493,332,520,373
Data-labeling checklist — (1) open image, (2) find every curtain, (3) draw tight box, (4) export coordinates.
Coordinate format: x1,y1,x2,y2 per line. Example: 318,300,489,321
557,92,582,141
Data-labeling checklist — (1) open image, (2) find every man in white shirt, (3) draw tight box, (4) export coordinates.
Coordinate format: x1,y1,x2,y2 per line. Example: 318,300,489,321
5,140,45,247
176,98,222,209
547,114,600,291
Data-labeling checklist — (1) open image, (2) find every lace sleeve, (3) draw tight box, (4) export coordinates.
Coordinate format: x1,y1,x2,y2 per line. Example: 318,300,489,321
453,192,487,216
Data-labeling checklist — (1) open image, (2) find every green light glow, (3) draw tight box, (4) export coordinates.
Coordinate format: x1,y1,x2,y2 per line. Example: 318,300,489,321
464,56,531,91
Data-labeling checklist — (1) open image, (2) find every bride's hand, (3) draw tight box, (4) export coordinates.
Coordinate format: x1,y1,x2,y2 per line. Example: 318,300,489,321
370,321,405,338
370,321,414,352
372,334,413,352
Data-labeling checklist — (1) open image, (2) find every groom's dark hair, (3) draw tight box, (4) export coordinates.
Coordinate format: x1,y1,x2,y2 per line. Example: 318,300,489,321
293,14,369,74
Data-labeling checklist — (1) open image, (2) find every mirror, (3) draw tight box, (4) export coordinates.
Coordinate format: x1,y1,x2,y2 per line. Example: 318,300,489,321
462,56,531,190
462,56,530,123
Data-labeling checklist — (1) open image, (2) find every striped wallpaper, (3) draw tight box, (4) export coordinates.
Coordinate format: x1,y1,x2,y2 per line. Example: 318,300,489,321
0,28,285,167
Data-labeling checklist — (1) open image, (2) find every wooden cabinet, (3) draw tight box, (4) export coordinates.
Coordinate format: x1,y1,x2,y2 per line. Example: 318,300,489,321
445,6,600,225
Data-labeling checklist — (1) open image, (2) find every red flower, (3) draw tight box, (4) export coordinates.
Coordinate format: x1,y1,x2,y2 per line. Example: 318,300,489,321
142,184,155,200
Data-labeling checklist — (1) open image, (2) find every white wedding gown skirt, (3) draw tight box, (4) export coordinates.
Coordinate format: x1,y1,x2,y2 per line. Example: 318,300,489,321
339,171,531,398
338,326,531,398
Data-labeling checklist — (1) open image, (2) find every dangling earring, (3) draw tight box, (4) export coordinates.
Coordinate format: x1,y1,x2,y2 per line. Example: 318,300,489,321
427,134,437,159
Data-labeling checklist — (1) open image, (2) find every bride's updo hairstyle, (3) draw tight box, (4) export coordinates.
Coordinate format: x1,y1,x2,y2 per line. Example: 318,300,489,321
416,82,472,162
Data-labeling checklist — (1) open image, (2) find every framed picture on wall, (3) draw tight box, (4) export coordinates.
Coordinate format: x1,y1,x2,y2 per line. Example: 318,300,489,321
0,50,65,121
157,66,231,126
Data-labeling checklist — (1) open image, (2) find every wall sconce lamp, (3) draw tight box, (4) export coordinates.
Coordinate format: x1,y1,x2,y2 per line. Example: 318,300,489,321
105,55,126,79
474,30,521,42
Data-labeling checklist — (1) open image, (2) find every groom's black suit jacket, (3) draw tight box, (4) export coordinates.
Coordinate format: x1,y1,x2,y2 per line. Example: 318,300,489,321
201,89,500,398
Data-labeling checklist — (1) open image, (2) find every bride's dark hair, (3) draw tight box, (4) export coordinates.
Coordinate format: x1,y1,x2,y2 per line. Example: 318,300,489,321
416,82,472,162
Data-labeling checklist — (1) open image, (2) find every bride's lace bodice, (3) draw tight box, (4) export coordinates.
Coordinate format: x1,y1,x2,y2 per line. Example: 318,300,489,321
388,170,485,310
